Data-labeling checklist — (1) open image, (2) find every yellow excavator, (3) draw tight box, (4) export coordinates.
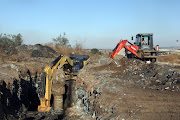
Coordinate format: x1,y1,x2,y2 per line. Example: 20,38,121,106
38,54,90,112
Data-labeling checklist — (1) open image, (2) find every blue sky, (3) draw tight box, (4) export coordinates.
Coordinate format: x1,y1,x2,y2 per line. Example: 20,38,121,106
0,0,180,49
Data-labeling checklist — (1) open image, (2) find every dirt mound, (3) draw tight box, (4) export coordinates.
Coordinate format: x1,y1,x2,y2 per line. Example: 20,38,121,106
92,58,146,73
16,44,57,58
0,43,17,55
92,57,180,92
0,44,57,62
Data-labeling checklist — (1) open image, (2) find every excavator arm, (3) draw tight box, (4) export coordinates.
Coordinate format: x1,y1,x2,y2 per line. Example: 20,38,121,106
38,55,74,112
109,40,140,59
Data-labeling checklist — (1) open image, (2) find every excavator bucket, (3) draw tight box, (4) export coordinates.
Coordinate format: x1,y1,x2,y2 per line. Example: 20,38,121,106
38,98,51,112
38,65,53,112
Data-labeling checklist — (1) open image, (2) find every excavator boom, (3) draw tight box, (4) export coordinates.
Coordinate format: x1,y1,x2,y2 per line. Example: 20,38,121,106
109,40,128,59
109,40,140,59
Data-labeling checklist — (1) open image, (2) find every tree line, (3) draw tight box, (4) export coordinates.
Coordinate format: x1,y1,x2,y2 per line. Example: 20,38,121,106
0,32,70,47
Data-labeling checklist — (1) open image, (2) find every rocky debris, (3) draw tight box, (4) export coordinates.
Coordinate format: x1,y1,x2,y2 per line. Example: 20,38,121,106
75,77,120,119
0,80,17,120
74,56,180,119
0,43,17,55
0,69,41,120
93,57,180,92
16,44,57,58
118,58,180,92
9,64,19,72
73,64,119,119
99,57,111,65
0,44,57,63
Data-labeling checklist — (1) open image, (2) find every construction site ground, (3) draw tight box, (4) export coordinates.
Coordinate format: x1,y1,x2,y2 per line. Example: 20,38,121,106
0,44,180,120
76,55,180,120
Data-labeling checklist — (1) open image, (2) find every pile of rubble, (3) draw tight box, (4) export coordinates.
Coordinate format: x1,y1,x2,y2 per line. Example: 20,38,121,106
0,44,58,63
91,57,180,92
16,44,57,58
112,58,180,92
73,62,117,119
1,43,57,58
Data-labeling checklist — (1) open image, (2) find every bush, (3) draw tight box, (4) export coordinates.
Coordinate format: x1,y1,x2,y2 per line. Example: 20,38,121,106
91,48,99,54
0,33,23,55
52,32,71,47
98,51,104,55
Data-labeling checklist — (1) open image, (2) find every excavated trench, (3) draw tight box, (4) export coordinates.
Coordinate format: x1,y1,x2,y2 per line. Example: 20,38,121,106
0,77,40,119
0,70,62,119
0,75,102,120
0,69,87,120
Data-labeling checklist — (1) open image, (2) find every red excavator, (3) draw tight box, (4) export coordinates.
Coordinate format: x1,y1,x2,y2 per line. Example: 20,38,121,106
109,33,159,62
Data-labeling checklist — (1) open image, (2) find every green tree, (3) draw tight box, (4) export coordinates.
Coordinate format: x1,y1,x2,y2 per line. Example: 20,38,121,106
0,34,14,46
91,48,99,54
0,33,23,46
13,33,23,46
53,32,70,47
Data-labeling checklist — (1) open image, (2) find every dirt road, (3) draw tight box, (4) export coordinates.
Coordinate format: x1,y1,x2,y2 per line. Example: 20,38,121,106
103,83,180,120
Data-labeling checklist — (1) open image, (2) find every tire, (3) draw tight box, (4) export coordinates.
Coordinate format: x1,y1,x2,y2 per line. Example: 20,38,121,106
151,52,157,63
151,58,156,63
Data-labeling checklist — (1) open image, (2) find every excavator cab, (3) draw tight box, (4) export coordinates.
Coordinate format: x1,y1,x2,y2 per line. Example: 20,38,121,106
133,33,158,62
134,33,153,50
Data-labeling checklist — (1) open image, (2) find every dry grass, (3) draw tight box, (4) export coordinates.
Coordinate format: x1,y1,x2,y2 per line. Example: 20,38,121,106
158,53,180,64
8,52,29,62
1,42,103,63
44,43,91,56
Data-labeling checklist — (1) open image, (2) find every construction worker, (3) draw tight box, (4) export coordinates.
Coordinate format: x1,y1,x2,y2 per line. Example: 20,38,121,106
142,38,147,45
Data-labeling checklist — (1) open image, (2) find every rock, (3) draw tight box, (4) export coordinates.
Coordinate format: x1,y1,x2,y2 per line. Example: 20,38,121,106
99,58,111,65
9,64,19,72
165,87,170,90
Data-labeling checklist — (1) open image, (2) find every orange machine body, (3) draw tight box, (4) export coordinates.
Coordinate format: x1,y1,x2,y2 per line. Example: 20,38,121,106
109,40,140,59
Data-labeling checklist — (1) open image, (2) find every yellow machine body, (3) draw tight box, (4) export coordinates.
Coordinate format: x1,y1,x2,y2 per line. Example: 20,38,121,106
38,55,90,112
